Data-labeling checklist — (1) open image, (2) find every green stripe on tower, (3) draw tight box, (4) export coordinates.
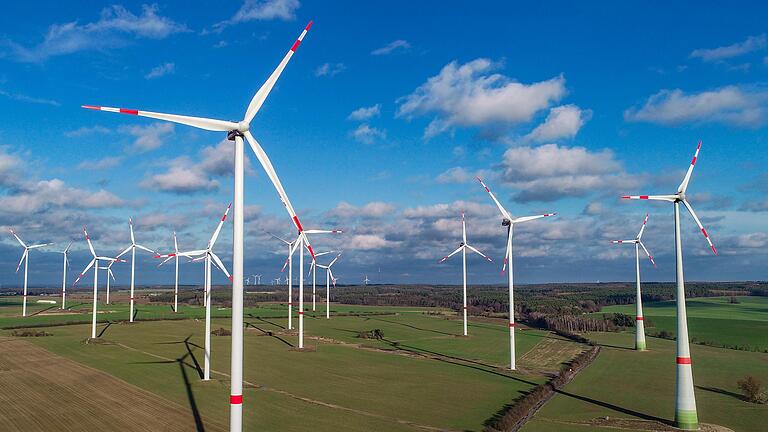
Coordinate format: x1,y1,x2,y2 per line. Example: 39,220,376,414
675,409,698,430
635,340,646,351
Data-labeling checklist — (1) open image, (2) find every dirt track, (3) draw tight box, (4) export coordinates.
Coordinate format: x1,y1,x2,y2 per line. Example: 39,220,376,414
0,337,225,432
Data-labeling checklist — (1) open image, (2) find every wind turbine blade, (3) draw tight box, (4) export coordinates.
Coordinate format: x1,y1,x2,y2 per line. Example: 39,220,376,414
682,199,718,255
64,241,72,254
73,259,96,286
328,268,336,287
678,140,702,193
638,241,657,268
9,230,27,248
28,243,53,249
173,231,178,253
210,253,233,282
304,229,343,234
243,21,312,124
512,213,557,224
329,253,342,267
209,203,232,248
267,232,290,244
621,195,677,202
438,246,463,263
465,244,493,262
611,240,637,244
475,177,511,219
157,256,174,267
135,244,156,254
244,131,316,260
15,250,27,273
108,269,116,281
189,256,207,263
83,227,96,257
501,227,511,275
116,245,133,259
128,218,135,244
82,106,238,132
637,213,649,239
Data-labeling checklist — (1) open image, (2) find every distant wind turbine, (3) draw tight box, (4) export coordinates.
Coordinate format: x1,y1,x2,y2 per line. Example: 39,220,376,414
439,213,493,336
611,213,656,351
156,232,183,312
308,250,336,311
622,140,717,431
9,229,51,317
59,242,72,309
115,218,156,322
317,253,341,319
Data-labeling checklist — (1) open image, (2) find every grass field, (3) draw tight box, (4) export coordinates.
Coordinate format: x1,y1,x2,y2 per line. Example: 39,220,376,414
596,296,768,351
522,331,768,432
0,298,577,431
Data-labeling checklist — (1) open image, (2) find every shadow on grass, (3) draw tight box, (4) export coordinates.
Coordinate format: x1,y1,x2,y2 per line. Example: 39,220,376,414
554,388,672,425
97,321,113,338
595,342,635,351
697,385,744,401
248,315,285,330
367,317,456,337
29,306,56,317
245,322,294,348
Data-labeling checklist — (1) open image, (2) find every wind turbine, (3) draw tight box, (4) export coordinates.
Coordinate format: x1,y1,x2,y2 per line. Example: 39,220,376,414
308,250,336,311
270,233,298,329
59,242,72,309
9,229,51,317
476,177,556,370
114,218,156,323
174,203,232,381
156,232,182,312
363,275,370,286
611,213,656,351
254,274,262,285
244,276,251,285
73,227,124,339
438,213,493,336
317,253,341,319
84,22,315,429
98,261,117,304
622,140,717,431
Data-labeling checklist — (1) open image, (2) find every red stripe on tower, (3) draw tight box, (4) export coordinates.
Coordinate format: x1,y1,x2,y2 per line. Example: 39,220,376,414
298,311,304,315
636,316,644,320
230,395,242,404
119,108,139,115
676,357,692,365
508,323,516,328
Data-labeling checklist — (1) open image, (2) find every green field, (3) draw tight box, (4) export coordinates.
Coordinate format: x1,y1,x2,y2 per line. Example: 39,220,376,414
596,296,768,351
0,296,575,432
522,331,768,432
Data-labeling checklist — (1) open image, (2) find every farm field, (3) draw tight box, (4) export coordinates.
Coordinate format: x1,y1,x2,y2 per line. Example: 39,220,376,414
0,303,582,431
522,331,768,432
595,296,768,351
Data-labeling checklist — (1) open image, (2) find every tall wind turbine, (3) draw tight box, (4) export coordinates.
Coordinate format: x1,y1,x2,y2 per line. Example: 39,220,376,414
175,203,232,381
438,213,493,336
84,22,315,429
622,140,717,431
9,229,51,317
269,233,298,330
611,213,656,351
308,250,336,311
98,262,117,304
317,253,341,319
59,242,72,309
476,177,556,370
115,218,156,322
156,232,182,312
73,227,123,339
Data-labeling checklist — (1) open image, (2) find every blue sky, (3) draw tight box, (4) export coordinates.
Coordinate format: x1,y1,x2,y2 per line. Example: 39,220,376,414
0,0,766,287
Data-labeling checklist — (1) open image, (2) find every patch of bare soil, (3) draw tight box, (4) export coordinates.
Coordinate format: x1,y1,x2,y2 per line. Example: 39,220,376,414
0,337,226,432
575,417,734,432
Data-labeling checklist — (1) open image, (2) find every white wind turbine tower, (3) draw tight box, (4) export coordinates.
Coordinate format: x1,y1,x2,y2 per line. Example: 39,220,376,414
174,203,232,382
308,250,336,311
286,229,342,348
84,22,315,429
438,213,493,336
9,229,51,317
59,242,72,309
115,218,156,323
156,232,182,312
73,227,124,339
622,140,717,431
316,253,341,319
254,274,262,285
269,233,298,330
98,262,117,304
610,213,656,351
476,177,556,370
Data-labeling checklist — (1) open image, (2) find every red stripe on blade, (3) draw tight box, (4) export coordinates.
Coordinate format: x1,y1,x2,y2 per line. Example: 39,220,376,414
290,40,301,52
230,395,242,404
82,105,101,110
701,228,708,238
292,216,304,232
691,156,697,165
676,357,692,365
305,21,313,31
640,196,649,199
119,108,139,115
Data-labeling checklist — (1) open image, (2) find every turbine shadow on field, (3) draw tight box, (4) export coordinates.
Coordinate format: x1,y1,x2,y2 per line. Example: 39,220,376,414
245,322,294,347
97,321,113,338
367,317,456,337
697,385,744,401
29,306,55,316
595,342,634,351
555,389,670,425
249,315,286,330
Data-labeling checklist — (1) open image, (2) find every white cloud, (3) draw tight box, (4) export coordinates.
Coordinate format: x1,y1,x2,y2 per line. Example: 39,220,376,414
624,86,768,127
397,58,566,139
213,0,300,32
0,89,60,106
735,232,768,248
140,163,220,194
77,156,123,170
3,5,188,62
498,143,636,202
371,40,410,56
348,104,381,121
315,62,345,77
0,179,126,213
435,167,490,184
64,126,111,137
351,124,385,144
328,201,396,219
121,123,175,153
346,234,401,251
690,34,766,62
524,105,591,142
145,62,175,79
